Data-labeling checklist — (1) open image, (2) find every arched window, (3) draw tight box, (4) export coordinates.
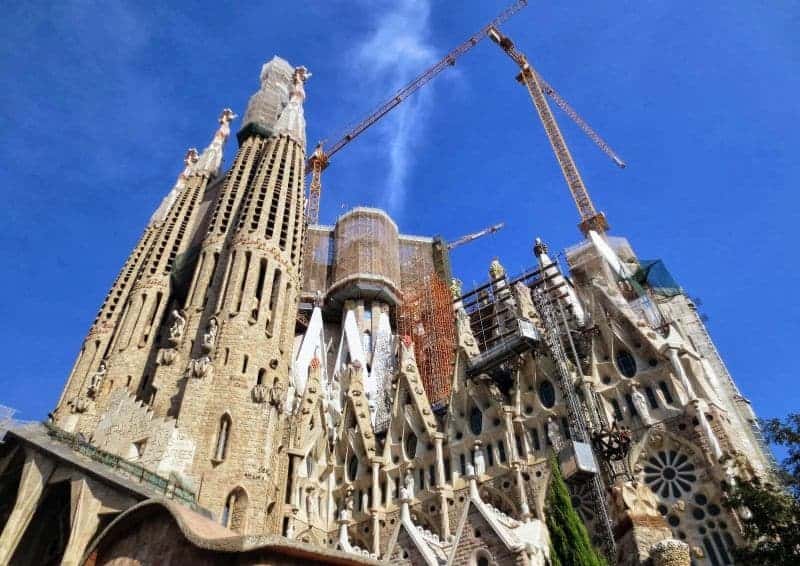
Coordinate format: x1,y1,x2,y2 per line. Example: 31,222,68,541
215,414,232,461
347,454,359,482
616,350,637,378
222,488,248,533
538,380,556,408
469,406,483,435
471,549,493,566
404,432,418,459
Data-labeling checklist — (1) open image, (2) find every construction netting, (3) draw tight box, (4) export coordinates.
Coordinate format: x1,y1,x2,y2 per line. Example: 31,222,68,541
399,238,436,290
397,274,456,410
634,259,682,297
331,208,400,292
302,226,334,295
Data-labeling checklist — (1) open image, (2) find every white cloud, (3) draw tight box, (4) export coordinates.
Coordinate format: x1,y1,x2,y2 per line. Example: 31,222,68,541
351,0,437,214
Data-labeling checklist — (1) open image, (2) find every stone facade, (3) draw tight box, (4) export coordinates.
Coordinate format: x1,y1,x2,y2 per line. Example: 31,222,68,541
0,54,773,566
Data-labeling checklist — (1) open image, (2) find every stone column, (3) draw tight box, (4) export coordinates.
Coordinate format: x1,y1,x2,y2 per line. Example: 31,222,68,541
370,460,381,553
433,434,446,486
61,479,103,566
0,448,55,565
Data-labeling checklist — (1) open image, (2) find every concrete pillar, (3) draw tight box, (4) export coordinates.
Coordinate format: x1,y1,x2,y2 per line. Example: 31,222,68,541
433,435,446,486
370,460,381,553
438,491,451,539
61,479,103,566
0,448,55,564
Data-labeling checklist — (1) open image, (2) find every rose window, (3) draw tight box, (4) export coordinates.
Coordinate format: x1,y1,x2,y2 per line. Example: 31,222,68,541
569,481,596,523
643,449,697,498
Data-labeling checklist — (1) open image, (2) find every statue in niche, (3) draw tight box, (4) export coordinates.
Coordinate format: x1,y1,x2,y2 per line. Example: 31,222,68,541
305,486,316,519
546,416,563,451
339,490,354,522
87,361,107,397
630,384,653,426
168,309,186,343
400,469,414,500
269,378,286,413
186,356,213,380
473,442,486,475
361,491,370,513
201,317,218,352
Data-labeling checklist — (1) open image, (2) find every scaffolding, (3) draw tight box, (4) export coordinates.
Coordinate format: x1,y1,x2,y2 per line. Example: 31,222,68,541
330,208,401,301
397,273,456,411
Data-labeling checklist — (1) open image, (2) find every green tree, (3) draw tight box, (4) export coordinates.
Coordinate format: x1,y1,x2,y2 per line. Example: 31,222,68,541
725,414,800,565
546,457,607,566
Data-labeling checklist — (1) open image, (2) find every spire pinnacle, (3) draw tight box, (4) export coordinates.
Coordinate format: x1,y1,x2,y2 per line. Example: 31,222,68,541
274,66,311,146
193,108,237,175
149,148,199,226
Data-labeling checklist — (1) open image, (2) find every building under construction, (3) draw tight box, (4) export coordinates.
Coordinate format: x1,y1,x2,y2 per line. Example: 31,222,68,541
0,3,774,566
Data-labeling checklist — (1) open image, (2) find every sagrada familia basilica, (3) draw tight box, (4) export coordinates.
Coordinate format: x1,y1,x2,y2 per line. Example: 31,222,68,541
0,53,774,565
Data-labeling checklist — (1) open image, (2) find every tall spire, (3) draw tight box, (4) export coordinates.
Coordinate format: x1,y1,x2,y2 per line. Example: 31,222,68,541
149,148,199,226
193,108,237,175
274,66,311,147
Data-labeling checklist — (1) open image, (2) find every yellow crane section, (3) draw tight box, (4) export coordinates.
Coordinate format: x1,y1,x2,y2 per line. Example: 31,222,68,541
488,26,611,236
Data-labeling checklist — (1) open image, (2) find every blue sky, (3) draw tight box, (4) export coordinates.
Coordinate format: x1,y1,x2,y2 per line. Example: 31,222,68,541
1,1,798,430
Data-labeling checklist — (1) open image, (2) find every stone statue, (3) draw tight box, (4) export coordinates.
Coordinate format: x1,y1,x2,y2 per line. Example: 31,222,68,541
611,480,660,518
168,309,186,343
306,487,316,519
401,469,415,500
202,317,218,352
546,416,563,451
361,492,370,513
630,384,653,426
450,278,463,300
269,379,286,413
187,356,213,380
489,258,506,279
87,361,107,397
473,443,486,475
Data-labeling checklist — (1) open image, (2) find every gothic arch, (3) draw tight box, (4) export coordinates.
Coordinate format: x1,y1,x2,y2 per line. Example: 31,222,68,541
213,412,233,461
222,486,249,533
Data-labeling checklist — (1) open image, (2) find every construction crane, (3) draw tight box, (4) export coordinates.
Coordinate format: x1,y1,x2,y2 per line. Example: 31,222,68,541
305,0,530,225
447,222,505,250
488,26,621,236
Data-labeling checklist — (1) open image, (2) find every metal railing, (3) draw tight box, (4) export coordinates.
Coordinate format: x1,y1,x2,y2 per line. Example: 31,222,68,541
43,421,196,507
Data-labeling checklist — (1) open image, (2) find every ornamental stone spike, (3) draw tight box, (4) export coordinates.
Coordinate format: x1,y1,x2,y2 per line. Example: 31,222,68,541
193,108,237,175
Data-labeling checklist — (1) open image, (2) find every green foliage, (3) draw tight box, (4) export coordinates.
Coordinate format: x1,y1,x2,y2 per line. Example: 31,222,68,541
546,458,607,566
724,413,800,564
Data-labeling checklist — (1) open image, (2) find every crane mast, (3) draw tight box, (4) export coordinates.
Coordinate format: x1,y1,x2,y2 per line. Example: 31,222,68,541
488,26,610,236
305,0,530,225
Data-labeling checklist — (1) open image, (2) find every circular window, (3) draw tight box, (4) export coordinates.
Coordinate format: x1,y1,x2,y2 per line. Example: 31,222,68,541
404,433,418,458
616,350,637,378
469,406,483,435
643,450,697,498
347,455,359,481
538,380,556,408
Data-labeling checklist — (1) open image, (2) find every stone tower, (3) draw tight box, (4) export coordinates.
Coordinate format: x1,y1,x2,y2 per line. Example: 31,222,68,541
50,56,311,535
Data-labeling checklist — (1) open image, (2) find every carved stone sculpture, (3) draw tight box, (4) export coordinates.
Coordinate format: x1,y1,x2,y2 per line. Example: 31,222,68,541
401,469,415,500
546,416,563,451
252,384,267,404
71,396,90,414
168,309,186,343
489,258,506,279
631,384,653,426
87,361,107,397
187,356,213,380
201,317,218,352
269,380,286,413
